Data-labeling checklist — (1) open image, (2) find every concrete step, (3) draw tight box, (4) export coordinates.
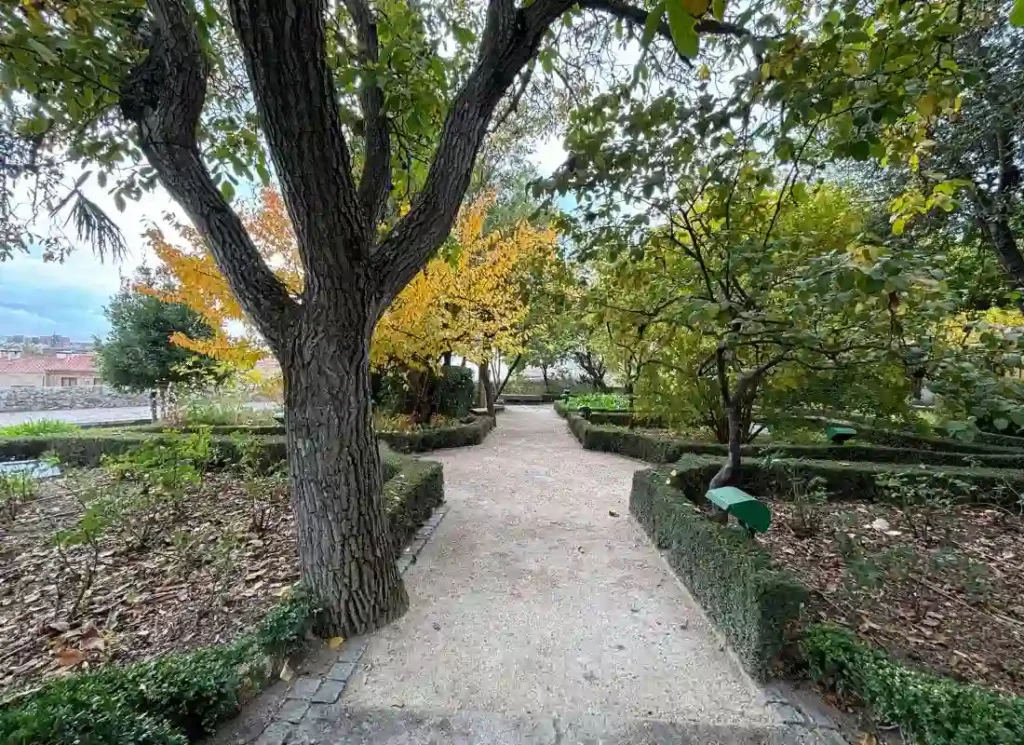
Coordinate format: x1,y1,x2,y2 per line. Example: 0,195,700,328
275,705,846,745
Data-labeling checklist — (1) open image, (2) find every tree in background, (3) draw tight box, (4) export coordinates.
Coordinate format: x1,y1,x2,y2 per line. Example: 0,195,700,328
97,267,225,420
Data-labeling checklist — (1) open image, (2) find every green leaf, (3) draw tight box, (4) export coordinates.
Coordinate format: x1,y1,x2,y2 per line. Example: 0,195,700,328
452,24,476,46
994,417,1010,431
666,1,699,58
1011,0,1024,26
849,140,871,161
113,192,126,212
712,0,726,21
641,2,666,48
220,180,236,202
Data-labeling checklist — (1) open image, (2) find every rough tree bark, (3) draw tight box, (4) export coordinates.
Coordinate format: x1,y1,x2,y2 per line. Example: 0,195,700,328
119,0,746,636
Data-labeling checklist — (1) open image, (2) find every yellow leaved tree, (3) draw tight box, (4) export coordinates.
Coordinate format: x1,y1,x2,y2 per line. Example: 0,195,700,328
147,188,558,412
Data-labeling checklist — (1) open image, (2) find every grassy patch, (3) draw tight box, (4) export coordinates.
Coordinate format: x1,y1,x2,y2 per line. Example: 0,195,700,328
0,419,81,437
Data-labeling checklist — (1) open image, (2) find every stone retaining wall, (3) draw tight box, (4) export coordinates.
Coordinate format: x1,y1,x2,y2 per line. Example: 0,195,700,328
0,386,149,412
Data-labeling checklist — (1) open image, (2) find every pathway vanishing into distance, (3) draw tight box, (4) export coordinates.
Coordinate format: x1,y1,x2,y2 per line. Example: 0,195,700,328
217,406,847,745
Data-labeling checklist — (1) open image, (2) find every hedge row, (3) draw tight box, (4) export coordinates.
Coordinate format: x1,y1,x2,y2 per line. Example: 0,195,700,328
804,625,1024,745
377,415,494,453
565,414,1024,470
630,462,806,678
0,454,444,745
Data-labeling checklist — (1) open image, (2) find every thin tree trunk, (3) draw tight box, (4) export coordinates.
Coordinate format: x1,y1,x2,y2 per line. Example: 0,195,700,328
709,399,743,489
149,389,158,422
479,358,497,417
282,327,408,636
541,364,549,392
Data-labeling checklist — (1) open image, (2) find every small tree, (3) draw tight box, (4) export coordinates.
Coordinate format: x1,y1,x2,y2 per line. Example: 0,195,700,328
97,267,224,419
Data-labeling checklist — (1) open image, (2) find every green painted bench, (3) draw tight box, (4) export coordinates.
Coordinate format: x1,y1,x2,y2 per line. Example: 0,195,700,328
706,487,771,534
826,425,857,444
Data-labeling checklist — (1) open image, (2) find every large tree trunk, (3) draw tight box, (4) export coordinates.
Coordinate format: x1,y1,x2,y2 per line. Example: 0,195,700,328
282,326,408,636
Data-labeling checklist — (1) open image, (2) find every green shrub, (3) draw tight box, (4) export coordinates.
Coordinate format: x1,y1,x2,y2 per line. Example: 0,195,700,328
566,414,1024,471
0,419,81,437
630,462,807,678
0,590,317,745
804,624,1024,745
383,458,445,550
436,365,475,418
564,392,629,411
378,415,494,453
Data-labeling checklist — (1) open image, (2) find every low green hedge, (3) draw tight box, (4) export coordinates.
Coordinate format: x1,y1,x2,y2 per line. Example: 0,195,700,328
567,415,1024,470
0,454,443,744
630,462,807,678
121,424,285,436
804,625,1024,745
378,415,494,453
0,591,318,745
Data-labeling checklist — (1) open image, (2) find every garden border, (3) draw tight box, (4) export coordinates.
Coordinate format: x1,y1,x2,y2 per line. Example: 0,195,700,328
564,412,1024,470
631,457,1024,741
0,453,444,745
376,414,494,453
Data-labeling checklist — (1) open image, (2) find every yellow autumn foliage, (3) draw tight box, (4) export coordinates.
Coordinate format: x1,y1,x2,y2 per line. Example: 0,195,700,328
146,188,557,373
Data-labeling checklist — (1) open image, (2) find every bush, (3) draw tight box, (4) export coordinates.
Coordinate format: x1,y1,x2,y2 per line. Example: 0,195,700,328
383,458,444,550
435,365,475,418
0,419,81,437
378,414,494,453
565,414,1024,472
630,462,807,678
803,624,1024,745
564,392,629,411
0,590,318,745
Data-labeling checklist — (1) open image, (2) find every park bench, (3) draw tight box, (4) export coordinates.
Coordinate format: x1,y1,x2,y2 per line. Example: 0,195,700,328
825,425,857,444
706,486,771,534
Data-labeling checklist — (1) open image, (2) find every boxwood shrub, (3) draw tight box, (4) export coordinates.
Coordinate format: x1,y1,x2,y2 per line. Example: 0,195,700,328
0,454,443,744
566,414,1024,471
378,414,494,453
630,461,807,678
804,624,1024,745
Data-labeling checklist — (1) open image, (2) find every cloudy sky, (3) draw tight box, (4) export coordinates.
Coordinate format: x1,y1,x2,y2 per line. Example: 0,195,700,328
0,136,567,343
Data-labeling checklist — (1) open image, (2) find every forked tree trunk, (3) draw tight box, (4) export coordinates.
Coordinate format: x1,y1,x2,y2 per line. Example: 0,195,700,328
281,323,408,636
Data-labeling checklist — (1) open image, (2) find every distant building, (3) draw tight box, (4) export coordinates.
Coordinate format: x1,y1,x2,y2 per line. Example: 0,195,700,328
0,354,102,388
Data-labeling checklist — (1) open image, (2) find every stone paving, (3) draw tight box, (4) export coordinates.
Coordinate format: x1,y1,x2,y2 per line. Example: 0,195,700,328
214,406,848,745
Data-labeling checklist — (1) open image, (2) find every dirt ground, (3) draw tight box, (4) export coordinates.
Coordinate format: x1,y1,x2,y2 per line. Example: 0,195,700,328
0,469,299,696
759,498,1024,696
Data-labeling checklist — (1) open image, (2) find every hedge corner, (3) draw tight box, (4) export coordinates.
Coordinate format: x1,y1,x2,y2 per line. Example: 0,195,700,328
630,464,807,679
377,414,494,453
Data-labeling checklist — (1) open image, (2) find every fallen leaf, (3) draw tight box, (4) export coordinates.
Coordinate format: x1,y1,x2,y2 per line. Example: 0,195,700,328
279,659,295,681
55,648,86,667
327,636,344,650
608,510,620,517
870,518,890,532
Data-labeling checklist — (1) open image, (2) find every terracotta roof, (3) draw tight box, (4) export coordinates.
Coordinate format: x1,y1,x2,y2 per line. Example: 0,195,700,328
0,354,97,374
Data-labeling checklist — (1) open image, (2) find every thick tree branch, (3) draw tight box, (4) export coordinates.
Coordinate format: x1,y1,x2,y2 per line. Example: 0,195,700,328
121,0,294,352
371,0,576,306
578,0,749,41
343,0,391,226
372,0,747,309
226,0,370,282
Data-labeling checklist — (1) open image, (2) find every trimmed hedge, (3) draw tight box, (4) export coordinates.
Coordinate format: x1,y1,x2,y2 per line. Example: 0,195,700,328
566,414,1024,470
804,625,1024,745
630,462,807,678
0,454,443,744
378,414,494,453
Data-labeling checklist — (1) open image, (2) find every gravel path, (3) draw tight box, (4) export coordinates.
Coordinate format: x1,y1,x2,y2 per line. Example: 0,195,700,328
216,405,847,744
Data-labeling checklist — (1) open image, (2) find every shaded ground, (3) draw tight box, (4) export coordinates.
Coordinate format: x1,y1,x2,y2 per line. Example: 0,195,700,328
0,470,297,694
759,499,1024,696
